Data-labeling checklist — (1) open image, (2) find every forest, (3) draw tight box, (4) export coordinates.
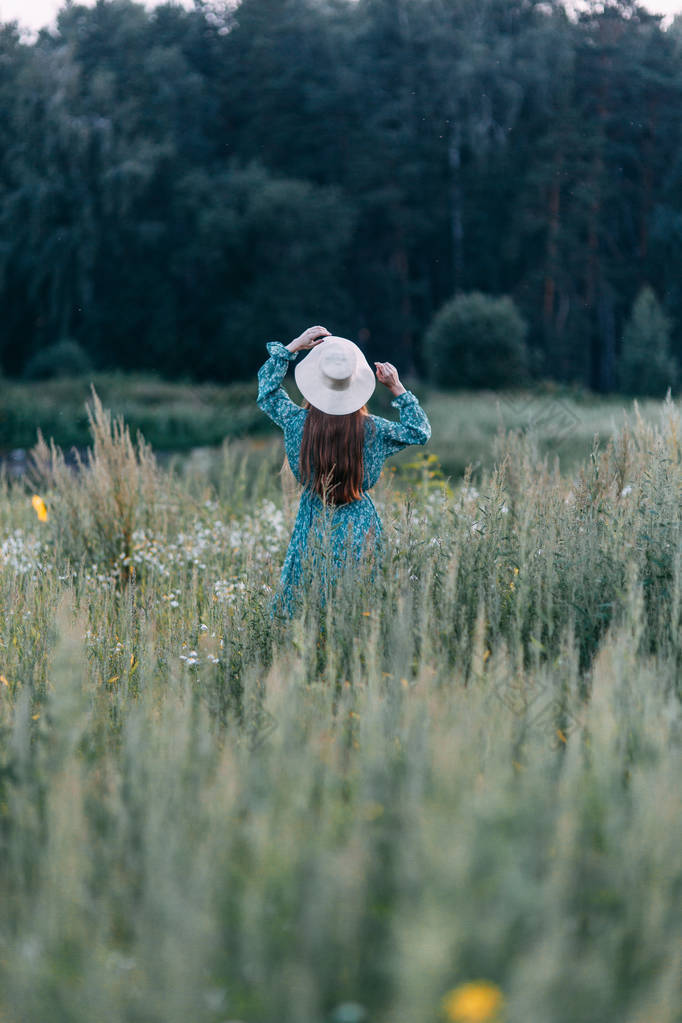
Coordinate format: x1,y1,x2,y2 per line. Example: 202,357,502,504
1,0,681,391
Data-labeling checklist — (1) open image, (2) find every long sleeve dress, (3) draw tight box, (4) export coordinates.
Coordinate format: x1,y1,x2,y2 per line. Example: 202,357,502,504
257,341,432,616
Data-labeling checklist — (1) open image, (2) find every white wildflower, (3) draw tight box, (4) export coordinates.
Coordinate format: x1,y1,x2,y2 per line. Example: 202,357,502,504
0,530,42,574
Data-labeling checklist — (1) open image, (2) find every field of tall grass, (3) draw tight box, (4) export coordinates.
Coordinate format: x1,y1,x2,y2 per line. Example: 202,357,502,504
0,392,680,1023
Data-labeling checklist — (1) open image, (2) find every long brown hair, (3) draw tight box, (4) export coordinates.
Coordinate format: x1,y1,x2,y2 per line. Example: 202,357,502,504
299,401,371,505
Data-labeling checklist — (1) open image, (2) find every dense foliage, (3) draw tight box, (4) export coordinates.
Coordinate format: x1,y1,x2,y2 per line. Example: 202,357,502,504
0,393,679,1021
1,0,682,392
423,291,530,388
617,285,678,395
22,339,94,380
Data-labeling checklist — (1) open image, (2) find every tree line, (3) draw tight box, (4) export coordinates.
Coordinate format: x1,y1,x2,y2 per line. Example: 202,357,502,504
1,0,681,391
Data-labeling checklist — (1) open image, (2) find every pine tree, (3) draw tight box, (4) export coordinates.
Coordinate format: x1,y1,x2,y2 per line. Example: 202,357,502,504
618,286,678,396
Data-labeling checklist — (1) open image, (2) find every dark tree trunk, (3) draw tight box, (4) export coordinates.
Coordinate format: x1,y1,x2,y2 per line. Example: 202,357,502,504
598,286,616,391
448,120,464,295
544,149,562,356
639,96,656,278
390,220,415,375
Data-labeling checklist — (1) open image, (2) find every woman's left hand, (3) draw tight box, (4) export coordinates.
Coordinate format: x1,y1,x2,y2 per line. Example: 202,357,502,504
286,326,331,353
375,361,406,397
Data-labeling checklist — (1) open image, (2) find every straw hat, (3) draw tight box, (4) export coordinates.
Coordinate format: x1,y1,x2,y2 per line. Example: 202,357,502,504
295,336,376,415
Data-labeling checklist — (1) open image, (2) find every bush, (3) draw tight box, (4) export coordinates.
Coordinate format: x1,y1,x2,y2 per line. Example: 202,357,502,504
423,291,529,389
23,339,93,380
618,286,679,396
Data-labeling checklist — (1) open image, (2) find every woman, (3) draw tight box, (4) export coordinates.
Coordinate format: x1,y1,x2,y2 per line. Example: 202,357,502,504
257,324,431,616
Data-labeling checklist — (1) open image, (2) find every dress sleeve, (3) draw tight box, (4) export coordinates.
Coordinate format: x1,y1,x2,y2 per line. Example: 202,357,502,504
373,391,431,459
256,341,304,430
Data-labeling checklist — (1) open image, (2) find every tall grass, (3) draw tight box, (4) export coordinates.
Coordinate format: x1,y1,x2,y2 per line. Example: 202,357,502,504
0,393,680,1022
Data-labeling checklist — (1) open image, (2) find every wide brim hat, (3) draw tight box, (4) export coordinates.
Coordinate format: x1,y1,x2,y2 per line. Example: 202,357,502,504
295,336,376,415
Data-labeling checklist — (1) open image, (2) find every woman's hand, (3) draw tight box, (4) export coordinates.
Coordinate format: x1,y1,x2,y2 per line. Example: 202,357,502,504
374,361,406,397
286,326,331,353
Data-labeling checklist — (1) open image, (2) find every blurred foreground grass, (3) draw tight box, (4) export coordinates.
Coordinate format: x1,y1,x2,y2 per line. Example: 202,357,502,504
0,390,680,1022
0,372,677,482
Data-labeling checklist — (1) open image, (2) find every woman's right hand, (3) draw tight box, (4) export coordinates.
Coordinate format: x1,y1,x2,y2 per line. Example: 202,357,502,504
375,361,406,397
286,326,331,353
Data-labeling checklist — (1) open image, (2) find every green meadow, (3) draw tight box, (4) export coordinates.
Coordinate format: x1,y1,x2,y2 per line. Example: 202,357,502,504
0,372,674,481
0,391,680,1023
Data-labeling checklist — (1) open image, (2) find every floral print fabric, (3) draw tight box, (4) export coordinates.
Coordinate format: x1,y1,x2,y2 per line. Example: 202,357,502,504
257,341,431,615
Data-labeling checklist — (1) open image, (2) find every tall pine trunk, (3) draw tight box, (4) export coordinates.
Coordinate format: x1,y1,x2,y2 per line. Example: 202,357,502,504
543,147,562,372
448,120,464,296
390,218,415,376
586,42,607,391
639,96,656,278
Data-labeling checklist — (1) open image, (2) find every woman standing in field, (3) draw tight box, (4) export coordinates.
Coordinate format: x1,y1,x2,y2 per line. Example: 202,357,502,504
257,325,431,616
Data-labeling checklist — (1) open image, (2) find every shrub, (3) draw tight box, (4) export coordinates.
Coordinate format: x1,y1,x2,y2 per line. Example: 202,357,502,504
618,286,679,396
23,339,93,380
423,291,529,389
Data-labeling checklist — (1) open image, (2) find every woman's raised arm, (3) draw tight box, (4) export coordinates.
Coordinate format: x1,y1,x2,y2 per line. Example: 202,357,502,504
372,360,431,456
256,326,330,429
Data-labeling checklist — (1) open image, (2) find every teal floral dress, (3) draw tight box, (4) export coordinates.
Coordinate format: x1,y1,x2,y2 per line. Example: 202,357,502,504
257,341,431,616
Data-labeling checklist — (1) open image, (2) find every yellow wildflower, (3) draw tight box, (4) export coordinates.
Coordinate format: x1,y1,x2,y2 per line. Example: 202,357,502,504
442,980,504,1022
31,495,48,523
